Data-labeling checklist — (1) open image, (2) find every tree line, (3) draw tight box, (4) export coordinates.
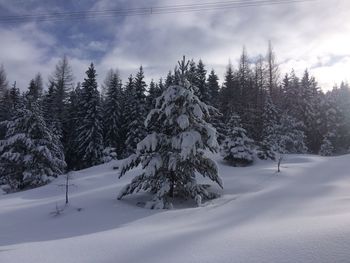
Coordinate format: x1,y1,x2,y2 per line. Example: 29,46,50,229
0,43,349,192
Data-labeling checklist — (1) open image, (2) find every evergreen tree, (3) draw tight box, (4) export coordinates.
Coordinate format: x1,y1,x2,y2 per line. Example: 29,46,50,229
118,57,222,209
125,66,147,156
0,64,8,99
219,63,238,120
103,70,123,157
26,74,43,103
278,113,307,154
252,55,266,141
299,70,322,152
0,99,66,190
77,63,104,168
48,56,74,142
195,59,209,103
221,114,254,166
319,132,335,156
266,41,280,100
147,79,162,111
165,71,174,88
207,69,220,107
64,83,83,169
320,85,350,153
257,95,279,160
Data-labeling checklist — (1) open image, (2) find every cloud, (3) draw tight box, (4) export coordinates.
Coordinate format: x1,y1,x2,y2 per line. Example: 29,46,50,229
0,0,349,91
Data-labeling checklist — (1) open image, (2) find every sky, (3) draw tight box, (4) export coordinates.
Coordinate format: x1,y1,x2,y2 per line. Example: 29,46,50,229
0,0,349,91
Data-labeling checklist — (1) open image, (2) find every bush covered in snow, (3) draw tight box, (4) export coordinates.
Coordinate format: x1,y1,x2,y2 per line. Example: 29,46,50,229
221,114,254,166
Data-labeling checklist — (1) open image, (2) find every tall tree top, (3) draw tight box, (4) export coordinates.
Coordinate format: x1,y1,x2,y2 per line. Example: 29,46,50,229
134,66,147,100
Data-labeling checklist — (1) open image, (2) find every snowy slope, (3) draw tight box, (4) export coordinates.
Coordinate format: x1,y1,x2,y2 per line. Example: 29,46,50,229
1,154,350,263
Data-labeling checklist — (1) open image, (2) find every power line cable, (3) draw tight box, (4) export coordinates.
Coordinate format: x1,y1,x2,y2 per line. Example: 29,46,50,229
0,0,319,23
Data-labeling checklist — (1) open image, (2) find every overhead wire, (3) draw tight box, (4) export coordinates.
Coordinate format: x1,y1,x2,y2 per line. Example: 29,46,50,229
0,0,319,23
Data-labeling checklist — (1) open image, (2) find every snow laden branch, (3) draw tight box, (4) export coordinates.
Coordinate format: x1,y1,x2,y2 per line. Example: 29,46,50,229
118,78,222,209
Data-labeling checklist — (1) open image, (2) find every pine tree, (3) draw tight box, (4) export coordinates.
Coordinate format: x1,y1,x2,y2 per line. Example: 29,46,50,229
147,79,162,111
0,64,8,100
27,73,43,102
320,85,350,153
319,132,335,156
103,70,123,157
125,66,147,156
195,59,209,103
207,69,220,107
257,95,279,160
299,70,322,152
165,71,174,88
0,99,66,190
266,41,280,101
64,83,83,169
219,63,238,120
77,63,104,168
221,114,254,166
252,55,266,141
48,56,74,142
118,57,222,209
278,113,307,154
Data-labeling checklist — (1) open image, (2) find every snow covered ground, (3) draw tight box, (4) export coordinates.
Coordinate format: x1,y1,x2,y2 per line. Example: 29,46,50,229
1,154,350,263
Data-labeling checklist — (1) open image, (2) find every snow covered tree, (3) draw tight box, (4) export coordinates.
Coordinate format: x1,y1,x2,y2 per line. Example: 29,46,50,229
277,113,307,154
221,113,254,166
76,63,104,169
319,132,335,156
118,57,222,209
0,99,66,190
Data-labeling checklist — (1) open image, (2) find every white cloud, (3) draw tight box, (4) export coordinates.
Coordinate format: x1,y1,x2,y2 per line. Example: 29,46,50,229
0,0,349,91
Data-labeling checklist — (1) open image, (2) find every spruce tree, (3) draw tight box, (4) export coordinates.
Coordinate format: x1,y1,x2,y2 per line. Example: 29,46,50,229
195,59,209,103
0,64,8,100
147,79,162,111
257,95,279,160
207,69,220,107
219,63,238,120
221,113,254,166
0,98,66,190
77,63,104,168
103,70,123,157
319,132,335,156
125,66,147,156
64,83,83,169
48,56,74,150
266,41,280,101
278,113,307,154
118,57,222,209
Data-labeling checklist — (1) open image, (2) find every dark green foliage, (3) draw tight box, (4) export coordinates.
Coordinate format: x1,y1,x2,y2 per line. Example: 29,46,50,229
103,70,124,157
76,63,104,168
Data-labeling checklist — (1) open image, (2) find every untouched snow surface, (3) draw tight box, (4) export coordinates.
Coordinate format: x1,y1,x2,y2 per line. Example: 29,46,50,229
1,154,350,263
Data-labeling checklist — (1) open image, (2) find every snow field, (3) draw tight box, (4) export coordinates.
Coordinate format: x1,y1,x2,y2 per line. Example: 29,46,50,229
1,154,350,263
